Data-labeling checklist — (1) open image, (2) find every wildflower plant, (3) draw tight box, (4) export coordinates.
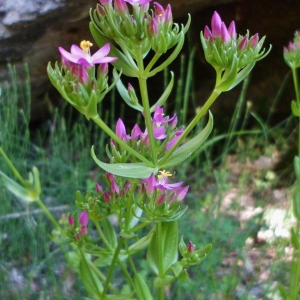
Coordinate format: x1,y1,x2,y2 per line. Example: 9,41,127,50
0,3,270,299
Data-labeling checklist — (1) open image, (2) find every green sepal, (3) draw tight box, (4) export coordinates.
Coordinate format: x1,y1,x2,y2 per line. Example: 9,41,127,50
291,100,300,117
101,218,118,249
215,55,238,92
113,69,143,112
148,31,185,77
159,112,213,169
227,62,255,91
79,254,103,297
147,221,178,276
290,227,300,250
293,186,300,221
195,243,212,259
294,156,300,180
89,21,138,77
51,236,73,245
153,275,176,288
134,273,153,300
172,262,183,277
91,146,158,178
76,190,84,203
150,71,174,112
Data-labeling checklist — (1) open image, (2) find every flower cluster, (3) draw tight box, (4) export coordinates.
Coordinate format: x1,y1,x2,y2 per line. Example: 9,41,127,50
47,41,118,119
136,170,189,222
108,106,183,163
201,11,268,70
284,31,300,69
76,173,132,221
93,0,189,56
65,211,90,245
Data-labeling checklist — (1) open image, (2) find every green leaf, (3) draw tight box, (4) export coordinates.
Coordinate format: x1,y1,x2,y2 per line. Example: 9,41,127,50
290,228,300,250
79,255,103,296
147,221,178,276
91,146,158,178
89,21,138,77
0,171,38,202
113,69,144,112
216,55,238,92
277,283,288,300
150,72,174,112
293,186,300,221
106,294,133,300
159,112,213,169
101,218,118,249
291,100,300,117
128,227,155,254
294,156,300,180
134,273,153,300
153,275,175,288
228,62,255,91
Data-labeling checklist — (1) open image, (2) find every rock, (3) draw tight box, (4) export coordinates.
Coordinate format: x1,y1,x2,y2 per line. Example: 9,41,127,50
0,0,299,126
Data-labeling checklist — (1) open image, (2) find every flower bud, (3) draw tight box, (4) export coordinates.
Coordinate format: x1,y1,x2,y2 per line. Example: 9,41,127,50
187,241,195,253
211,11,222,37
79,211,89,226
156,194,166,205
95,183,103,194
103,192,111,203
68,214,75,226
111,180,120,194
238,35,248,51
80,225,88,235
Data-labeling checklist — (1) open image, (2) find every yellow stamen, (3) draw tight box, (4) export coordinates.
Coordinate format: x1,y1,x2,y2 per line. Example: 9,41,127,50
80,40,93,53
157,170,172,179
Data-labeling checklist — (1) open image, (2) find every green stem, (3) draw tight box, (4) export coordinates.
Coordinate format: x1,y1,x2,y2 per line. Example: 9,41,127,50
157,222,164,300
159,88,221,166
292,67,300,157
124,182,137,231
0,147,27,186
102,237,124,297
80,248,103,299
145,53,162,74
127,221,150,233
36,198,61,229
136,48,158,165
92,115,154,167
94,221,113,250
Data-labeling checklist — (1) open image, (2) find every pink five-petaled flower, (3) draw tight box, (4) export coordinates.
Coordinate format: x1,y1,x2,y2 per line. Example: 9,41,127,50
141,171,183,192
58,42,117,67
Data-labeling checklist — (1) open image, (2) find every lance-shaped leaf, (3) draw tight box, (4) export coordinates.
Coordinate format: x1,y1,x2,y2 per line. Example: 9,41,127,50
101,218,118,249
150,72,174,112
113,69,144,112
159,112,213,169
134,273,153,300
147,221,178,276
89,20,138,77
291,100,300,117
91,146,158,178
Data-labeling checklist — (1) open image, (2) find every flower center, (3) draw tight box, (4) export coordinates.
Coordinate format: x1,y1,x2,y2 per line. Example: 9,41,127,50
157,170,172,179
80,40,93,53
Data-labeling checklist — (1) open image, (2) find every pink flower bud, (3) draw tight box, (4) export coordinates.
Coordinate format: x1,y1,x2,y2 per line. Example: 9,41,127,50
169,114,178,129
106,173,115,182
165,4,172,24
95,183,103,194
228,21,236,39
221,22,230,44
103,192,111,203
238,35,248,51
99,63,108,77
156,194,166,205
97,4,107,16
111,180,120,194
211,11,222,37
250,33,259,48
100,0,112,5
68,214,75,226
114,0,128,13
146,173,156,193
80,225,88,235
153,2,165,22
204,26,212,41
79,211,89,226
116,118,127,141
187,241,195,253
149,18,159,36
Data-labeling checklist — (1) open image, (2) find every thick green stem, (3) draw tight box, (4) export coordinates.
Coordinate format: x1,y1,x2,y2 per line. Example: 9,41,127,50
159,88,221,166
135,48,158,165
102,237,124,297
157,222,164,300
92,115,154,167
292,67,300,157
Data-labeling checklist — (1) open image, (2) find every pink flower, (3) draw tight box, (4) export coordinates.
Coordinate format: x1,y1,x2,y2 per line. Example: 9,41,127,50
116,118,130,141
58,43,117,67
